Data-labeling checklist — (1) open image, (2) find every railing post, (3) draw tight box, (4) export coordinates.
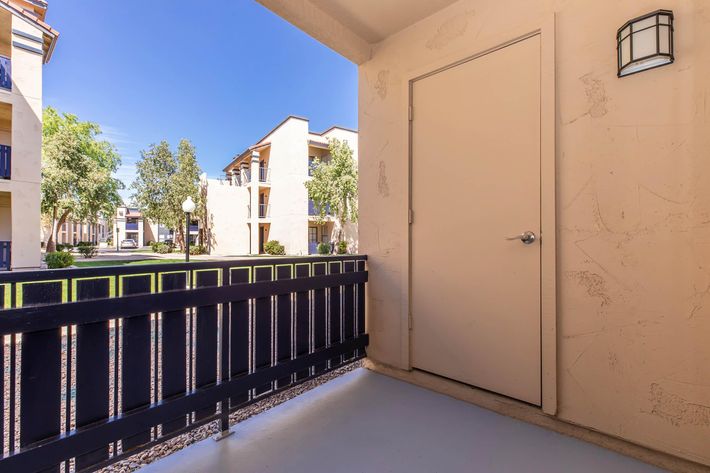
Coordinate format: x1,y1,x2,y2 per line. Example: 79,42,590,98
215,266,233,441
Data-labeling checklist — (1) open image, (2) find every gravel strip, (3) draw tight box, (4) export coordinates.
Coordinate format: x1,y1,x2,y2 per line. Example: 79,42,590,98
99,360,363,473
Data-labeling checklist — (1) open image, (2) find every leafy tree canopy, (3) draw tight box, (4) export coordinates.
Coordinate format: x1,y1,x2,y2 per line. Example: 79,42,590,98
131,139,202,250
42,107,124,250
305,138,358,240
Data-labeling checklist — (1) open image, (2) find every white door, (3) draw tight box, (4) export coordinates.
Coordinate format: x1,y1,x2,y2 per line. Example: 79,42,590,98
410,35,542,405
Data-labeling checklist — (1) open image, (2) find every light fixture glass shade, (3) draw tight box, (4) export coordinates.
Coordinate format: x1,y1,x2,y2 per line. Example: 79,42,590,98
617,10,674,77
182,196,196,213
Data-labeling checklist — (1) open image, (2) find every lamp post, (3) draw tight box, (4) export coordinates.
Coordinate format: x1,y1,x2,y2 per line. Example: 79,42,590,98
115,223,119,252
182,196,196,262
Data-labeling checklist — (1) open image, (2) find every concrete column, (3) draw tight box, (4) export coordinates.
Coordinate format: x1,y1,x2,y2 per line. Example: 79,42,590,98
250,151,260,254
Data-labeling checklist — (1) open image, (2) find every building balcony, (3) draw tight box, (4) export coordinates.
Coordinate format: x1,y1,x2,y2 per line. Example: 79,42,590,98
0,145,10,179
243,167,271,186
0,240,9,270
0,256,368,472
248,204,270,219
258,167,270,183
0,56,10,91
133,367,658,473
308,199,331,218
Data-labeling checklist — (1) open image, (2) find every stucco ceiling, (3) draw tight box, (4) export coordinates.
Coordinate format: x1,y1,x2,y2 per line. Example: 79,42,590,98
308,0,459,43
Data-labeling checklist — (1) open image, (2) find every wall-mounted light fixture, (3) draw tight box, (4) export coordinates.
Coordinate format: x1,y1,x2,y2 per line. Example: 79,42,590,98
617,10,674,77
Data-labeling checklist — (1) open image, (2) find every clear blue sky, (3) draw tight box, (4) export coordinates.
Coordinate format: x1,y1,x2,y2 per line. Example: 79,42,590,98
43,0,358,203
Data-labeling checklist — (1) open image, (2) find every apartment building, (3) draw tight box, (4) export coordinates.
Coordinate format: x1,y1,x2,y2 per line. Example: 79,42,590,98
114,205,197,248
205,116,357,255
42,217,109,246
0,0,58,270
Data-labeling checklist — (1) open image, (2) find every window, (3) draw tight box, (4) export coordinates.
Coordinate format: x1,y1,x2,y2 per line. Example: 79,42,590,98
308,227,318,243
308,156,316,176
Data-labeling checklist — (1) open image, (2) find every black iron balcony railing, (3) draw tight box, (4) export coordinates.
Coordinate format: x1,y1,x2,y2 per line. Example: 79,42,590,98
0,241,9,270
0,144,10,179
259,167,270,183
248,204,270,218
0,56,10,91
0,256,368,472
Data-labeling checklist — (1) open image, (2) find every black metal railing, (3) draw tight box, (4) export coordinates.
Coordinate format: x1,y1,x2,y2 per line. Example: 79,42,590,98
0,144,10,179
0,256,368,472
0,55,10,90
259,167,270,183
0,241,9,270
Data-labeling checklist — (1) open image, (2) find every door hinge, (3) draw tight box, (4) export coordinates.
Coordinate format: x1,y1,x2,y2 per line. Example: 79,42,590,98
408,105,413,121
408,209,414,224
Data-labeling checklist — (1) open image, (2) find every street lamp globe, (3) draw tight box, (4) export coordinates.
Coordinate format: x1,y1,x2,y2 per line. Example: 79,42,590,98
182,196,196,213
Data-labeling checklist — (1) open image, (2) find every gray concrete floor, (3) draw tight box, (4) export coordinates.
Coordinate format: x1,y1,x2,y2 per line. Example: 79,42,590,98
138,369,665,473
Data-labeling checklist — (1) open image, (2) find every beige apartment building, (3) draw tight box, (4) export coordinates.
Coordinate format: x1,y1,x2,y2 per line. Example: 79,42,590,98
205,116,358,255
256,1,710,470
0,0,57,270
41,216,109,246
114,205,196,248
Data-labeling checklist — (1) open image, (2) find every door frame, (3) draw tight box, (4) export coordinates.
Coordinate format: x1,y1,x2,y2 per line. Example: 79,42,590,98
406,17,557,415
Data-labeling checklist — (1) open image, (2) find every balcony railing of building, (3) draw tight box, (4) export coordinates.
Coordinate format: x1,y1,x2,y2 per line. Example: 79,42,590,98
308,200,331,217
258,167,270,183
248,204,271,219
0,256,368,473
0,56,10,91
241,168,271,185
0,145,10,179
0,241,9,270
125,222,139,231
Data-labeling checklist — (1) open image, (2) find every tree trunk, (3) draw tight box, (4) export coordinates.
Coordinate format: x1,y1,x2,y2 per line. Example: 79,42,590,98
55,210,71,249
45,207,58,253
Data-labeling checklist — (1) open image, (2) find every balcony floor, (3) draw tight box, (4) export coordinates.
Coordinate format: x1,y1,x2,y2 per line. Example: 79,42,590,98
139,369,663,473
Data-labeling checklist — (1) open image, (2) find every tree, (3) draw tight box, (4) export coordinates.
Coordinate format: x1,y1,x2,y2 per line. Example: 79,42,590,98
169,139,202,251
132,139,202,251
131,141,176,227
41,107,124,252
305,138,358,241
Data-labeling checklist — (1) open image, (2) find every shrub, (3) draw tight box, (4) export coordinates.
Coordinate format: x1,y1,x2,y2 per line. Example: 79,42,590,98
264,240,285,255
337,241,348,255
317,242,330,255
77,241,94,247
189,245,206,256
56,243,72,252
77,244,98,259
152,242,173,254
45,251,75,269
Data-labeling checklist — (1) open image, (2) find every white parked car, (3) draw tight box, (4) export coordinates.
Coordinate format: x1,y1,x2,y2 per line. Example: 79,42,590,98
120,239,138,249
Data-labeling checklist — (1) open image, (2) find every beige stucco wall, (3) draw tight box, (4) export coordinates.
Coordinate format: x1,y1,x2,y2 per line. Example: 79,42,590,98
204,178,250,255
267,117,310,254
359,0,710,466
0,14,44,269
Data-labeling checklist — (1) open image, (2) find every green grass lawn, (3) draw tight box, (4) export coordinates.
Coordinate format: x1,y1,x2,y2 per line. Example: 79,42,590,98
74,258,186,268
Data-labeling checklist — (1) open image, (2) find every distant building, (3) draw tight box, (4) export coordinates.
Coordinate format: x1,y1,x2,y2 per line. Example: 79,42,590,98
0,0,58,270
42,217,109,246
114,206,198,248
205,116,358,255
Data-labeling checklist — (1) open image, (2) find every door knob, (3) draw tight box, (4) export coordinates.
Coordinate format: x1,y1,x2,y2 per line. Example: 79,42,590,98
506,231,536,244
